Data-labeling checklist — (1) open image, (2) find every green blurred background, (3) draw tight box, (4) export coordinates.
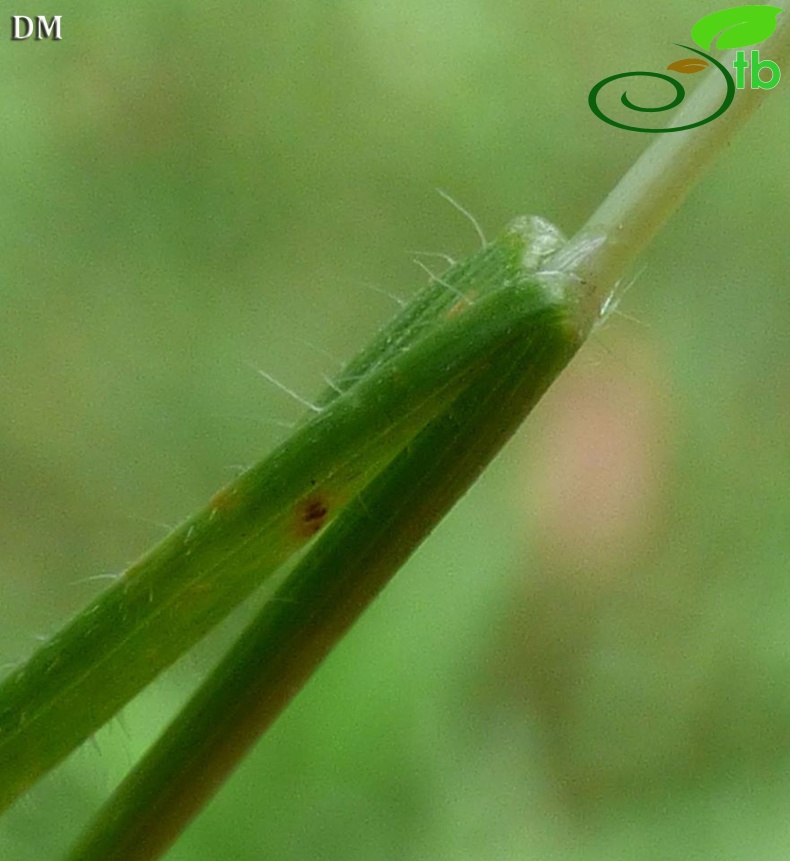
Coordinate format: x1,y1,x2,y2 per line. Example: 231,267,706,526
1,2,789,858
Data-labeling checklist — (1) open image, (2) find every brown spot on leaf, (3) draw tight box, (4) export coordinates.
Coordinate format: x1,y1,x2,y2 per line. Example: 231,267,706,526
445,290,477,319
295,494,329,539
209,485,239,514
667,58,709,74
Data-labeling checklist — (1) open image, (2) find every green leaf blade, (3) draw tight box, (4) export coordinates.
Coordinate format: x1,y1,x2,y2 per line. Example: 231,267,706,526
0,216,569,816
66,239,585,861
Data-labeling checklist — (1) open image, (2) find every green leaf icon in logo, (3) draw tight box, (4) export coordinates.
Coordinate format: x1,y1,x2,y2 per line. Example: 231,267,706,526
691,5,783,50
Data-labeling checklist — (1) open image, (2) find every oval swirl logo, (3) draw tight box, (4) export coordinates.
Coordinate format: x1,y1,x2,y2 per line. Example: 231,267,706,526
589,5,783,132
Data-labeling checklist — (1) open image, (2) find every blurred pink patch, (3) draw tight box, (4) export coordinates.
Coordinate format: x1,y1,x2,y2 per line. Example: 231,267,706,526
520,335,671,573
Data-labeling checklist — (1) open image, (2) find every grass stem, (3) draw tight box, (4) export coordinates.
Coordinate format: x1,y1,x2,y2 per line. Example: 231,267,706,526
549,14,790,319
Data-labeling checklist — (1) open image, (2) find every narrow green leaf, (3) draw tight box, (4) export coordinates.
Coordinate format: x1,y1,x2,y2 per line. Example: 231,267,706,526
66,230,584,861
0,217,568,815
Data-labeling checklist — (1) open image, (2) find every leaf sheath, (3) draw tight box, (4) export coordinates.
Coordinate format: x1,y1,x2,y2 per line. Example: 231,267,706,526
0,217,573,814
67,235,584,861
